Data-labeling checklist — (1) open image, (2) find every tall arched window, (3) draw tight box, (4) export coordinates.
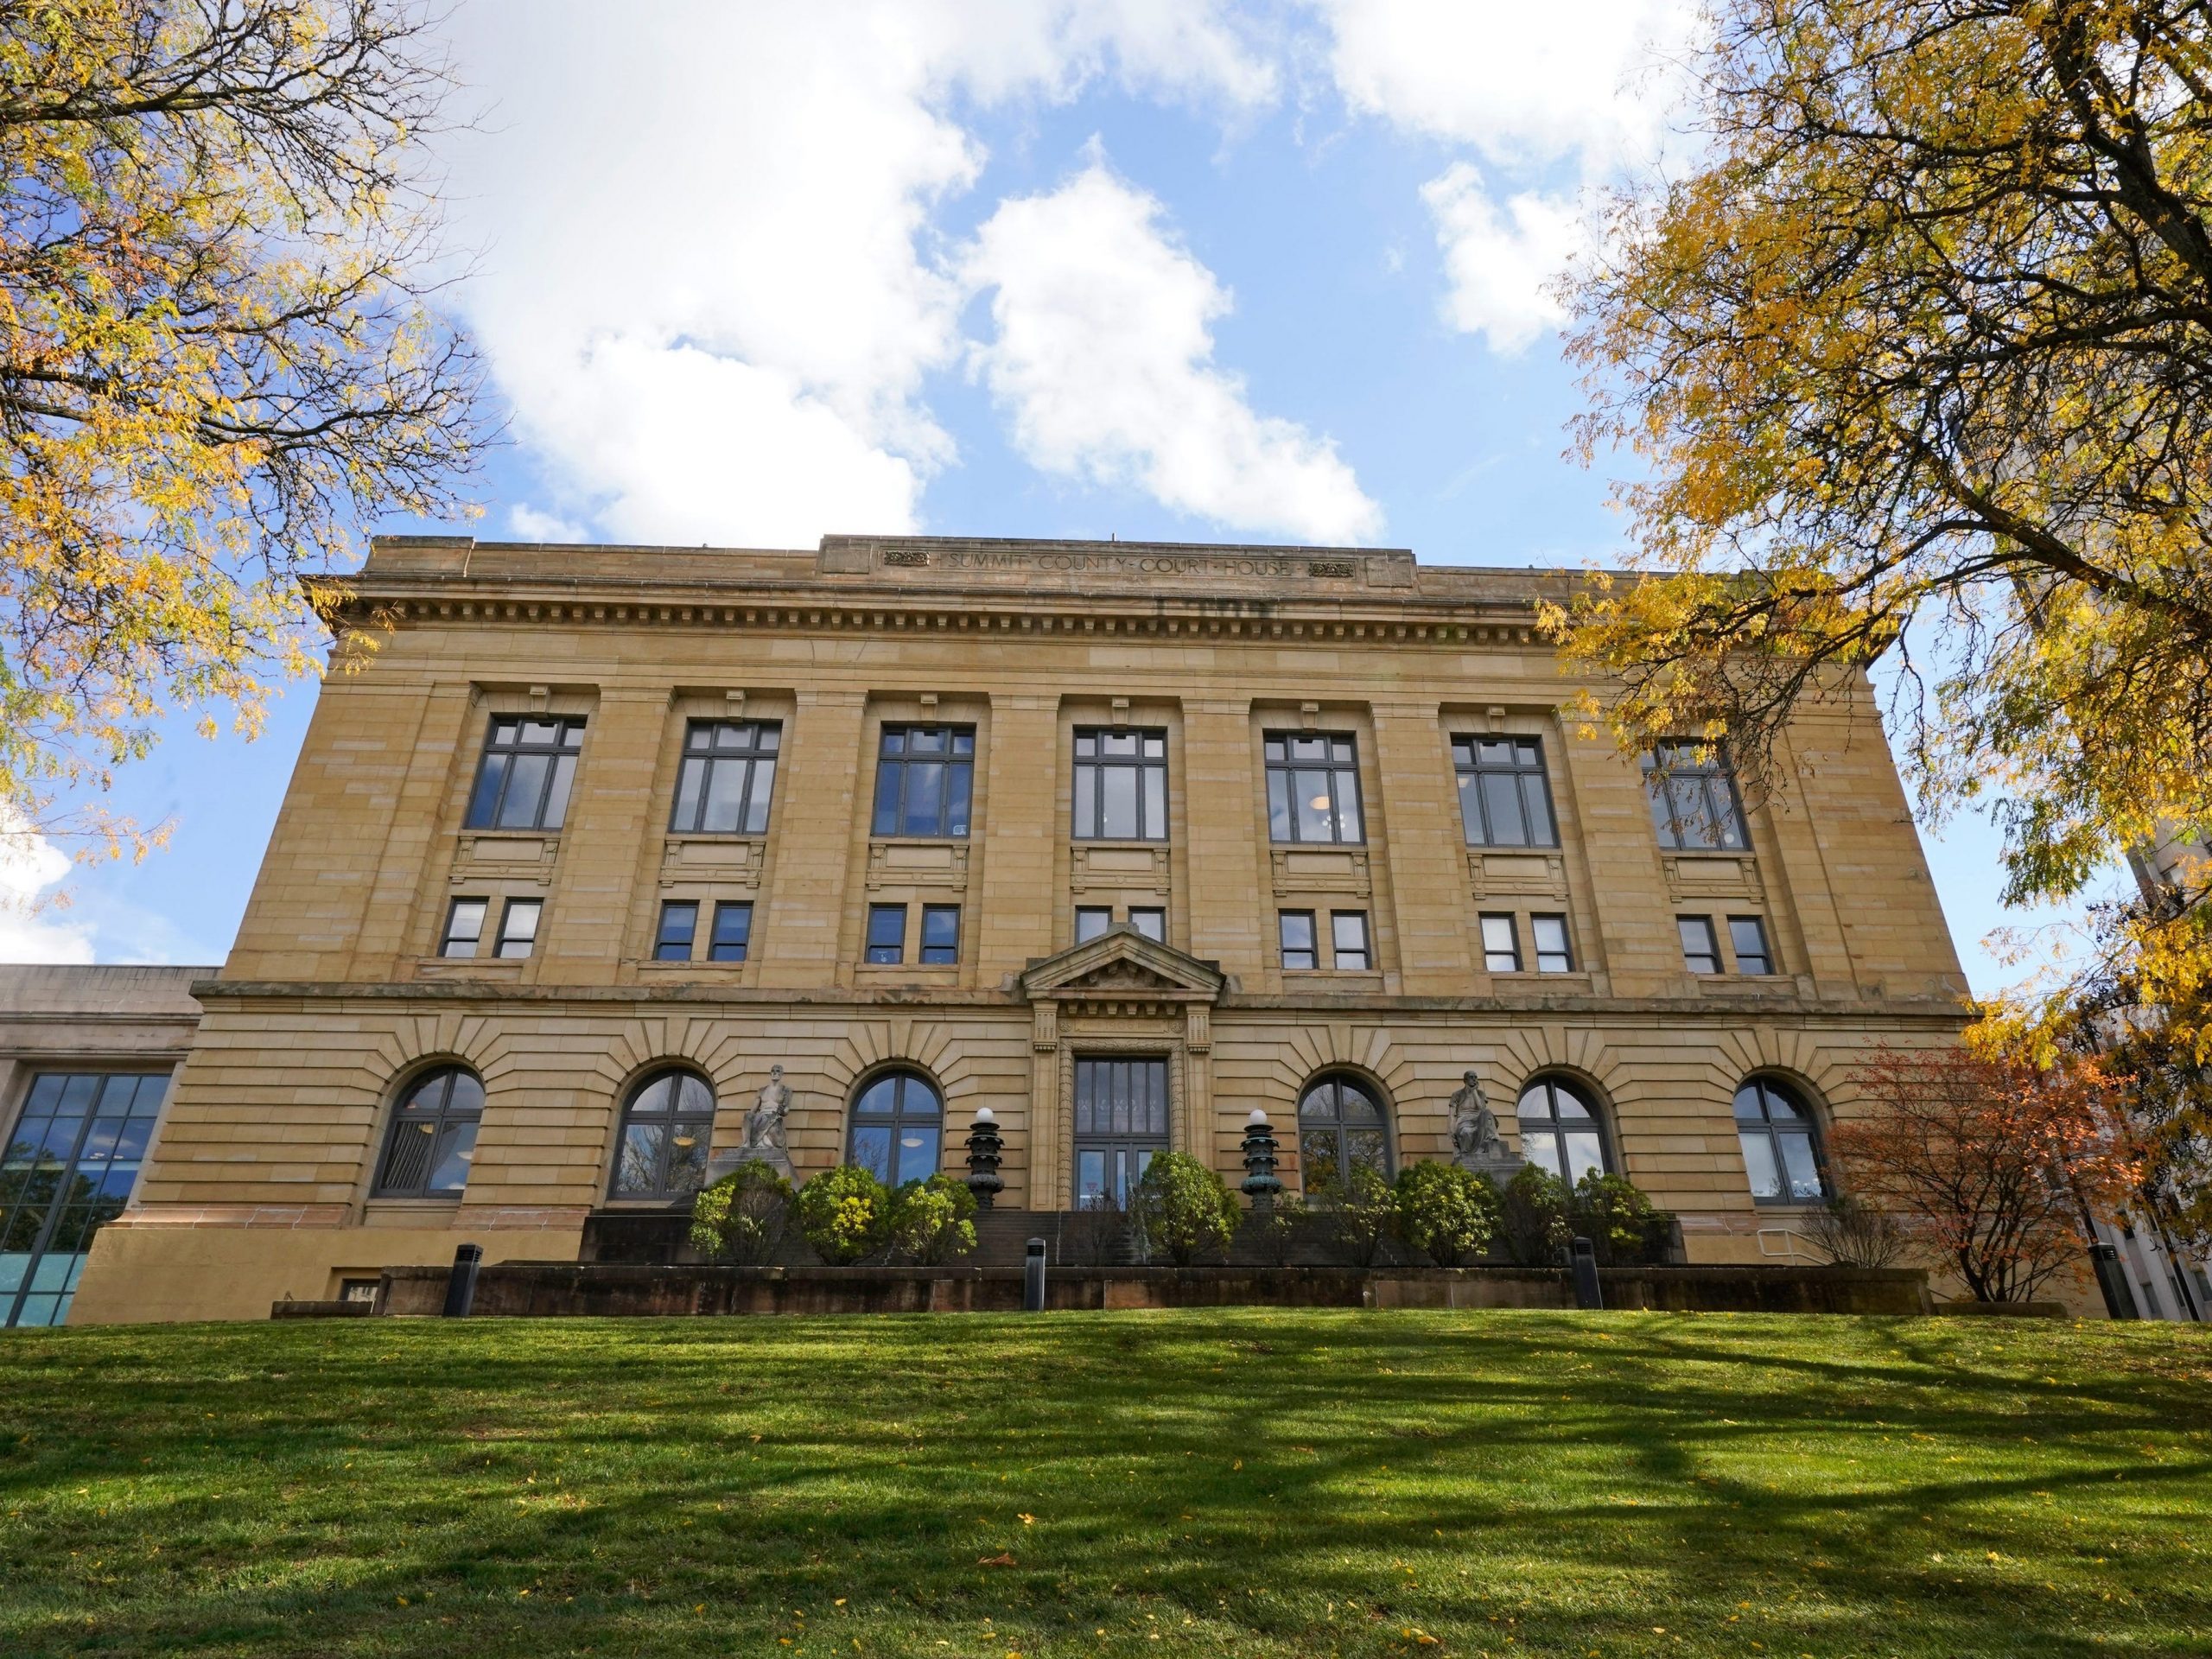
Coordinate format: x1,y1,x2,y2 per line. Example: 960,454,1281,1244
1516,1077,1610,1186
374,1067,484,1198
849,1071,941,1187
1297,1073,1391,1198
611,1070,716,1200
1734,1077,1828,1203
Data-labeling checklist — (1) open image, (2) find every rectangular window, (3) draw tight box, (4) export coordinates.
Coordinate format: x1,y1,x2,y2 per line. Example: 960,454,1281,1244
440,899,487,958
1075,906,1112,944
0,1071,169,1326
494,899,541,960
1073,728,1168,840
1679,915,1722,974
1279,910,1319,970
1128,906,1166,943
465,717,585,832
671,720,781,835
1532,913,1573,973
709,901,753,963
1642,741,1747,850
865,903,906,963
654,900,699,962
1331,911,1371,970
870,725,976,839
920,905,961,964
1263,733,1364,844
1729,915,1774,976
1452,736,1559,847
1479,913,1521,973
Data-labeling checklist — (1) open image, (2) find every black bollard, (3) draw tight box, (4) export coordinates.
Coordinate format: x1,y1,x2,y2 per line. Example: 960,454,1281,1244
442,1242,483,1318
1569,1236,1604,1311
2089,1242,2139,1319
1023,1237,1047,1313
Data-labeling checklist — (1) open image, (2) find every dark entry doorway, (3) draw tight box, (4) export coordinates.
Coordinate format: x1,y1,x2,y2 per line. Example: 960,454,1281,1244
1072,1057,1168,1209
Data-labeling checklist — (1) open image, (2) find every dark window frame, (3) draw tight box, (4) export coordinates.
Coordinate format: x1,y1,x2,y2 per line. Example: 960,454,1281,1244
709,901,753,963
494,899,541,959
608,1069,716,1202
919,904,961,964
654,901,699,962
1479,912,1522,973
1127,906,1166,942
1296,1072,1393,1198
1642,741,1747,851
440,898,487,958
870,724,976,840
1072,728,1169,842
1330,910,1371,970
1728,915,1774,976
1516,1075,1614,1186
670,719,782,836
1075,906,1112,944
372,1067,485,1199
1531,913,1573,973
1451,735,1560,848
1262,732,1366,845
865,903,907,964
1279,909,1319,970
848,1070,944,1187
1735,1077,1830,1205
465,717,585,833
1679,915,1722,975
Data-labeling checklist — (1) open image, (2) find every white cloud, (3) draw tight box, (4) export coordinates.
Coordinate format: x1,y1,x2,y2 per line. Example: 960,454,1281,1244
0,829,94,964
440,1,1278,545
1419,167,1589,353
1314,0,1700,351
960,162,1382,544
505,504,588,543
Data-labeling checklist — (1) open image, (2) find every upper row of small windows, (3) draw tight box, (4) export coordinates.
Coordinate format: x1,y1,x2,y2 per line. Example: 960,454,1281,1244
461,715,1751,854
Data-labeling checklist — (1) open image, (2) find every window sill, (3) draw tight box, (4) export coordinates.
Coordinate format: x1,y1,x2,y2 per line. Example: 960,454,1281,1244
633,957,750,972
855,962,962,976
1281,969,1385,987
1489,971,1594,990
1695,975,1794,992
415,958,527,979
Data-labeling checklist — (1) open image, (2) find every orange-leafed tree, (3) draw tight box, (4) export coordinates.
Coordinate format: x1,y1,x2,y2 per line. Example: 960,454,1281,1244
1833,1046,2139,1304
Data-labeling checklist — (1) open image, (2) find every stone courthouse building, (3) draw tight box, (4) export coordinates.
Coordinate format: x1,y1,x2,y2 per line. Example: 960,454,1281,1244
52,532,1971,1325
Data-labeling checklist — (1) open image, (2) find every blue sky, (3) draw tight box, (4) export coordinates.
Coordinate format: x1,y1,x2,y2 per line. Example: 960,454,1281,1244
0,1,2092,989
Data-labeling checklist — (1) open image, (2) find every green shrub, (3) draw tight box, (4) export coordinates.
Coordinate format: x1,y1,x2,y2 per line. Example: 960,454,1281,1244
887,1173,978,1265
1568,1170,1662,1267
1130,1152,1237,1267
794,1165,892,1265
1318,1161,1400,1268
1498,1162,1570,1266
1238,1200,1304,1268
687,1160,794,1265
1393,1161,1500,1267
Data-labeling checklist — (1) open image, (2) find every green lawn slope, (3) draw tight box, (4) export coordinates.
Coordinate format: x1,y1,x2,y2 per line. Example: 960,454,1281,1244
2,1309,2208,1656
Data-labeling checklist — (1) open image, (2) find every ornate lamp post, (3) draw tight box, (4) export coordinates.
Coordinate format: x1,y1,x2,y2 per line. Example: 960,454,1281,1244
964,1106,1004,1211
1240,1109,1283,1211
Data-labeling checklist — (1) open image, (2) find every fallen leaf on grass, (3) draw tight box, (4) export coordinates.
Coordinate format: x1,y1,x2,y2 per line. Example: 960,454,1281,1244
977,1552,1018,1567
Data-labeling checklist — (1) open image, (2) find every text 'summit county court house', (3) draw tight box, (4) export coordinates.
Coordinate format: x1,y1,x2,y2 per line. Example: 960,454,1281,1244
27,534,1968,1325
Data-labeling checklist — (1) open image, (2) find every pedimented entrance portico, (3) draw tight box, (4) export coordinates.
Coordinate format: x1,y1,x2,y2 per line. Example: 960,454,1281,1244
1017,925,1228,1210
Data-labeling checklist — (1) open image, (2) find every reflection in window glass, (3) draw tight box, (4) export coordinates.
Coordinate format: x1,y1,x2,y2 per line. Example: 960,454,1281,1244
671,721,781,835
1641,741,1745,850
1331,911,1370,969
610,1071,715,1200
1263,734,1363,844
1735,1078,1827,1202
1279,910,1317,970
655,901,698,962
871,727,975,838
441,899,487,958
1532,914,1573,973
709,902,752,963
374,1069,485,1198
466,718,585,831
1680,916,1722,974
1480,914,1521,973
865,904,906,964
1729,916,1773,975
1128,907,1165,942
1073,729,1168,840
1075,906,1112,944
1516,1077,1610,1186
1452,737,1559,847
849,1071,942,1186
1,1071,168,1326
495,899,541,959
1297,1075,1391,1198
920,905,961,964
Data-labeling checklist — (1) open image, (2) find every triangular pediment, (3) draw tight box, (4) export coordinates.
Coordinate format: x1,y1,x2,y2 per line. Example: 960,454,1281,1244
1020,925,1226,1002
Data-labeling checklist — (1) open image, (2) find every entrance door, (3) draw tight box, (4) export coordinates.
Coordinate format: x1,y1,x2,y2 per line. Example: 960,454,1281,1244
1072,1058,1169,1209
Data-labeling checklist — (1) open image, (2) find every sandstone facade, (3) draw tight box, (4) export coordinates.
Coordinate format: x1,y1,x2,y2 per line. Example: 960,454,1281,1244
69,534,1971,1324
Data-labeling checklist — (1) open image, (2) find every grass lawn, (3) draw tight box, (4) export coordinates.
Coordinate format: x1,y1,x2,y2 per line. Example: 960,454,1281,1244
2,1311,2209,1657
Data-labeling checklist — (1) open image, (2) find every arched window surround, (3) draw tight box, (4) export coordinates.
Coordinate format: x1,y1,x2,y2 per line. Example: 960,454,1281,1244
372,1064,486,1198
1514,1072,1616,1187
1294,1070,1394,1198
1733,1074,1830,1205
608,1066,717,1202
846,1066,944,1188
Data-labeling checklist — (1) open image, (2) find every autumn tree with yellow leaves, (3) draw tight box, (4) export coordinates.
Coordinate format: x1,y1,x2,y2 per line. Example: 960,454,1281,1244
1548,0,2212,1042
0,0,482,862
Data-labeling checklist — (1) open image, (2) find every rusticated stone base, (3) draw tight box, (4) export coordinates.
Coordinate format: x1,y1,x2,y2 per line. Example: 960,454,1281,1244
369,1261,1932,1319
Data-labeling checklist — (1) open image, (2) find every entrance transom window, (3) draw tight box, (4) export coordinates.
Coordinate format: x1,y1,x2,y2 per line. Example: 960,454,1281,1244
1073,1058,1168,1210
